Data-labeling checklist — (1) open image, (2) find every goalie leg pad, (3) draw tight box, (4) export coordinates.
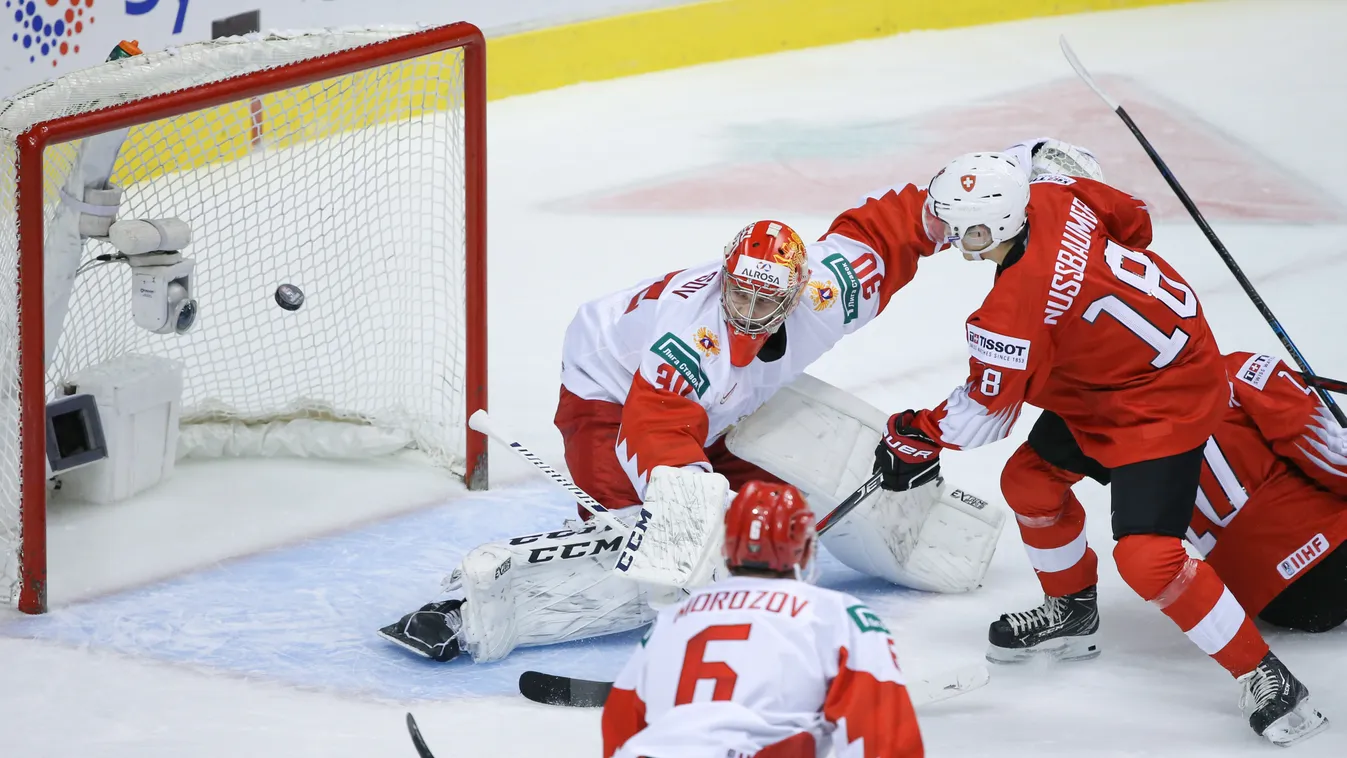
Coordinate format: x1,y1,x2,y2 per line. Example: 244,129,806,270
821,479,1005,593
449,520,673,662
725,372,1005,593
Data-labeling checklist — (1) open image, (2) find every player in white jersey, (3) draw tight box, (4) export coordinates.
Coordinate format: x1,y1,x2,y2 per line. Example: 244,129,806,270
603,481,923,758
376,139,1091,664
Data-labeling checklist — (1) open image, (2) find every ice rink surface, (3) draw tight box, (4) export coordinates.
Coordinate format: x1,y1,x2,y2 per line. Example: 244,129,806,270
3,0,1346,755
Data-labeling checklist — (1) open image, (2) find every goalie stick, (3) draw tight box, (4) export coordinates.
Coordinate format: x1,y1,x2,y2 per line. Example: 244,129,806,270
519,662,990,709
468,410,631,535
1060,36,1347,428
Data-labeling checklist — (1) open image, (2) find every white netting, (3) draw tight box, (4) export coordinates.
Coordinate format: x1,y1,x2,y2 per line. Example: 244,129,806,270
0,28,473,604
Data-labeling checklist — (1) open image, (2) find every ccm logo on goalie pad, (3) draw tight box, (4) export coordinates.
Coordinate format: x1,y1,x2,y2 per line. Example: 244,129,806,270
615,508,653,572
966,324,1030,370
949,489,989,510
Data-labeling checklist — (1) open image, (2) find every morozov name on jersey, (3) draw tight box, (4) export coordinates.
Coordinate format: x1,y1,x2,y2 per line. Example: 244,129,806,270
967,324,1031,370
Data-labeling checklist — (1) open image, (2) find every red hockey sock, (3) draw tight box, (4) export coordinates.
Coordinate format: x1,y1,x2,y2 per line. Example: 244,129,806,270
1001,444,1098,596
1115,534,1269,677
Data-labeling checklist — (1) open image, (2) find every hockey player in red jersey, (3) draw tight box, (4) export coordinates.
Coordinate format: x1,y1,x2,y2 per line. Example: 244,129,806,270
602,481,924,758
872,152,1328,746
1187,351,1347,633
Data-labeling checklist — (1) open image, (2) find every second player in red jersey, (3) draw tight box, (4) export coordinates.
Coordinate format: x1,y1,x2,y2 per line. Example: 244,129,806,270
1187,351,1347,631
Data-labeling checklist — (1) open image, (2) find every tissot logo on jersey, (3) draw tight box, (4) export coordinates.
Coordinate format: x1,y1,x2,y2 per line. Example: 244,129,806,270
966,324,1031,370
1043,197,1099,325
1238,353,1278,391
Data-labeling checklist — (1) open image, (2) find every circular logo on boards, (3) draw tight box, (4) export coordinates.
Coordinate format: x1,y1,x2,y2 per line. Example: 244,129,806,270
6,0,94,69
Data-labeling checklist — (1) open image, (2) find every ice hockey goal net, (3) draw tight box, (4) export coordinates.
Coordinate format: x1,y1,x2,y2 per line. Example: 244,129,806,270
0,24,487,613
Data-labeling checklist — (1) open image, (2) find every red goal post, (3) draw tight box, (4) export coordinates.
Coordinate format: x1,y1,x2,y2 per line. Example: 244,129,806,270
1,23,488,614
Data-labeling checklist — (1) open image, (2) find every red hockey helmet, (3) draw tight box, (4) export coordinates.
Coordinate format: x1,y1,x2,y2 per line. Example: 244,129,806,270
720,220,809,367
723,481,816,574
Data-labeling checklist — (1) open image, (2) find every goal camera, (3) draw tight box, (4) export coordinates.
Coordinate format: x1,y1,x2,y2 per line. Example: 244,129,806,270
106,218,200,335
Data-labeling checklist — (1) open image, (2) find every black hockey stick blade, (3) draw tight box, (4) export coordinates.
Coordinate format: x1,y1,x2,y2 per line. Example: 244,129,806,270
815,471,883,534
406,713,436,758
519,670,613,707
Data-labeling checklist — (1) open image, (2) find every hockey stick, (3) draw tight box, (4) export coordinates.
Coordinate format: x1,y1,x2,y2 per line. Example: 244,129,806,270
519,662,990,709
1301,372,1347,395
468,410,631,535
1059,37,1347,428
815,471,883,534
405,713,437,758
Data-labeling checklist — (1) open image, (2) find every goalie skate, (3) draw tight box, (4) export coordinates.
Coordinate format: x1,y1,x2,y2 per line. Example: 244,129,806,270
1239,651,1329,747
378,599,465,662
986,585,1100,664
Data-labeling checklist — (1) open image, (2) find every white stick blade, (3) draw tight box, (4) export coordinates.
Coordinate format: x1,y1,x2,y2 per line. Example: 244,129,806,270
907,663,991,708
467,408,492,434
1059,35,1120,111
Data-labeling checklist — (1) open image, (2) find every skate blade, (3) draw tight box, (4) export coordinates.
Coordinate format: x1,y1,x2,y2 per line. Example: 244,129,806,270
1262,698,1329,747
986,633,1101,665
377,622,436,660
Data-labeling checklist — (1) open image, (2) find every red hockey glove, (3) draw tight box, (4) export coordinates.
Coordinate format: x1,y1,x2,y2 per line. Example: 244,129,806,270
873,410,941,492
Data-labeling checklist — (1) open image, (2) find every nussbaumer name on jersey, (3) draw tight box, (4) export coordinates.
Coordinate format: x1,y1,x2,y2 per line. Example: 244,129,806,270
1043,197,1100,325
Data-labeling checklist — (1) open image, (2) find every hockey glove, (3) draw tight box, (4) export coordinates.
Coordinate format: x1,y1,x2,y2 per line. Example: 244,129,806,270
874,410,942,492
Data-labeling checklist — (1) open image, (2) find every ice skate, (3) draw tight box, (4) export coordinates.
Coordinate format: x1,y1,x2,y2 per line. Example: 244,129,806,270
986,585,1100,664
378,599,465,662
1238,651,1329,747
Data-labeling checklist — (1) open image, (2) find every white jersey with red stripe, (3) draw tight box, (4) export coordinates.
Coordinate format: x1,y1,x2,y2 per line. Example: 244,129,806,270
560,186,935,499
601,575,923,758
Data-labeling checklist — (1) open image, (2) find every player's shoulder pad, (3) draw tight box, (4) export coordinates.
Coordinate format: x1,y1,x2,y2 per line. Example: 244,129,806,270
1234,352,1280,391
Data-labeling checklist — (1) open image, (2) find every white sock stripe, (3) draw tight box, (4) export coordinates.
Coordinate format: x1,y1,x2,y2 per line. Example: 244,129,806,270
1183,587,1246,656
1022,527,1089,574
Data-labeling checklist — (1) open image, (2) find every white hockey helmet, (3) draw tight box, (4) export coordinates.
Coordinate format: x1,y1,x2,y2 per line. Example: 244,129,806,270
923,152,1030,260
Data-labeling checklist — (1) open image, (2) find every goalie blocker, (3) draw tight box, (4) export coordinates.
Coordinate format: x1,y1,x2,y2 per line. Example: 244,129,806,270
379,374,1004,662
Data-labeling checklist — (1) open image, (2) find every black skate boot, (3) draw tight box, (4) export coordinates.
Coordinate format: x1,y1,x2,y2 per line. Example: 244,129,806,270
986,585,1100,664
1238,651,1329,746
377,599,465,662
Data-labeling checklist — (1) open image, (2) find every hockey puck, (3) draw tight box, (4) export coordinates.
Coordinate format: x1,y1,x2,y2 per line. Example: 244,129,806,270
274,283,305,311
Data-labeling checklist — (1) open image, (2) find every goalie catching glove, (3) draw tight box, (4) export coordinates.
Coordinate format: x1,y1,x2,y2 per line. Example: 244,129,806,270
875,410,942,492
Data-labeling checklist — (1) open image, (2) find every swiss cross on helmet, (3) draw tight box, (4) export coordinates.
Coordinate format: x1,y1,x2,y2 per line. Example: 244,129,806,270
721,220,809,367
923,152,1030,261
723,481,816,576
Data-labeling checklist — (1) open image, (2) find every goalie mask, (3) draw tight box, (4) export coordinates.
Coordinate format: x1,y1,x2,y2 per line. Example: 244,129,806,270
721,220,809,367
923,152,1030,261
724,481,816,577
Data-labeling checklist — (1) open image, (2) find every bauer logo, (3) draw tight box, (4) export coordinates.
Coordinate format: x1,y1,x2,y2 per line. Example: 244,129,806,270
5,0,96,70
650,332,709,398
967,324,1030,370
1237,353,1278,391
821,253,861,324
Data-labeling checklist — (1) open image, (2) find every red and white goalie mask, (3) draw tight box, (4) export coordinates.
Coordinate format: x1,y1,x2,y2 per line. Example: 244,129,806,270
720,220,809,367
